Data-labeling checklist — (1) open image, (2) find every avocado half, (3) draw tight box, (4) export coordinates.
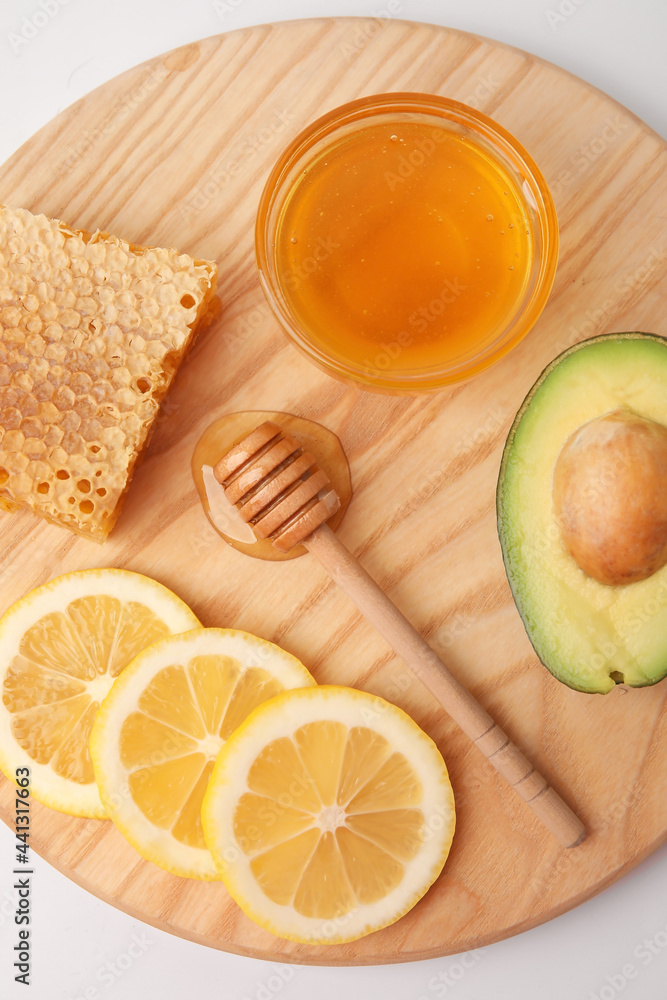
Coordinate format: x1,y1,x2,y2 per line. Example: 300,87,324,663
497,332,667,694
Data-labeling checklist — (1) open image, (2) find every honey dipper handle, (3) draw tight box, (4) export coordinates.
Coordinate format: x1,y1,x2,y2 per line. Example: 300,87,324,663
305,525,586,849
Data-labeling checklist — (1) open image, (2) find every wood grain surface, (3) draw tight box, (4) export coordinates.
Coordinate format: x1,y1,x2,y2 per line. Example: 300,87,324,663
0,17,666,965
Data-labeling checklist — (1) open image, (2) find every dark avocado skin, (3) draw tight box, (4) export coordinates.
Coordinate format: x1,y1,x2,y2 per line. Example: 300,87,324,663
496,332,667,693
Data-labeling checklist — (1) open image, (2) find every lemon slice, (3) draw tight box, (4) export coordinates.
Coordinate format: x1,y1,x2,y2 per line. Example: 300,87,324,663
91,628,316,880
201,685,455,943
0,569,199,818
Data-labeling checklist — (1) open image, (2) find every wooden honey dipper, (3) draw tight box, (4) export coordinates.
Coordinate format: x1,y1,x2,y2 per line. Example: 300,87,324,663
214,420,586,849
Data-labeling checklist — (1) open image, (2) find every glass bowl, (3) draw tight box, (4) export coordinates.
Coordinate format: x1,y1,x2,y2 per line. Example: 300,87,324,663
256,92,558,393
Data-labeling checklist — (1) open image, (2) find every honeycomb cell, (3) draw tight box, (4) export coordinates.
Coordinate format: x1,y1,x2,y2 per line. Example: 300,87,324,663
43,323,64,343
28,241,47,260
80,418,103,441
142,320,166,345
69,372,93,394
138,293,160,315
110,367,132,387
25,334,46,358
76,296,97,317
69,254,89,275
11,451,29,474
91,266,110,285
98,404,120,427
7,350,27,370
86,318,103,338
11,472,32,495
116,291,136,310
72,276,93,297
23,295,40,314
37,399,58,421
86,243,106,266
27,314,46,333
53,385,76,410
26,459,51,481
115,388,137,412
75,394,96,418
90,379,113,403
11,258,31,276
43,426,64,448
61,411,81,433
124,356,148,377
44,344,67,364
2,408,21,430
108,249,129,271
118,309,141,330
54,289,75,308
23,437,46,459
59,309,81,329
0,205,217,540
61,432,85,456
14,372,34,392
100,426,125,449
29,359,50,382
87,357,108,379
11,275,30,296
0,386,18,408
4,429,25,451
30,262,52,282
21,417,43,438
50,249,68,269
1,307,21,327
33,280,52,300
126,334,146,355
122,414,142,439
95,285,114,306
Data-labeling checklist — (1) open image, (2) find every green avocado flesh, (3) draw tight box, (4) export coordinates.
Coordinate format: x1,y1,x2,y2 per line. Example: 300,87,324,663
497,333,667,694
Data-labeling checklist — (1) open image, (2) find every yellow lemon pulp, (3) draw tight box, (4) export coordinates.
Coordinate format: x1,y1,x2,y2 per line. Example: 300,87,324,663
122,659,287,850
91,628,316,879
0,569,199,817
202,686,455,943
237,724,424,915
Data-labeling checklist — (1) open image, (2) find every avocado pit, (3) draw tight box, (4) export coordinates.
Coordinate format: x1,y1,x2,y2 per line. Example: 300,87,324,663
552,409,667,586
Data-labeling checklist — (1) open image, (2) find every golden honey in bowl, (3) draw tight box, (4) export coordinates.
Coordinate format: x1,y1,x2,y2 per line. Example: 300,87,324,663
256,94,558,392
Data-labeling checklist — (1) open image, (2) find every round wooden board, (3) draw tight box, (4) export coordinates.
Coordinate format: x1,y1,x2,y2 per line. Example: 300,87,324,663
0,17,666,966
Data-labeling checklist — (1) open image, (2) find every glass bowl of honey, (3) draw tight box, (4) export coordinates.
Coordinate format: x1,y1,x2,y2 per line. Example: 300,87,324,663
256,93,558,393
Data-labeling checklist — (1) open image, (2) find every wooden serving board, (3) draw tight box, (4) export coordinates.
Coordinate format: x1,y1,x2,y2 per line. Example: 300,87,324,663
0,17,666,965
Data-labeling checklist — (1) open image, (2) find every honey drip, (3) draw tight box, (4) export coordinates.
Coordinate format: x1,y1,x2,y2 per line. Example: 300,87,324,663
192,411,352,561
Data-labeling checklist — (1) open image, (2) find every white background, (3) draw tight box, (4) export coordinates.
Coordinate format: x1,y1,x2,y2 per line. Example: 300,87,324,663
1,1,667,998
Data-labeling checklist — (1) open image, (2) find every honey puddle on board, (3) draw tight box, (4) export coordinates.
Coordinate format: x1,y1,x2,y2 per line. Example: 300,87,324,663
275,120,534,375
192,411,352,561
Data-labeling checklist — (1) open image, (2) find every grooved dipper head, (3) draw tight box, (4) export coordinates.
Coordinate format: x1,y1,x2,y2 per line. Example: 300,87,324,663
213,421,340,552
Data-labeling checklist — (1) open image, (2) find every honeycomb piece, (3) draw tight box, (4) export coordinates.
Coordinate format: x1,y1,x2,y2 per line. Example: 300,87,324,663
0,205,218,541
